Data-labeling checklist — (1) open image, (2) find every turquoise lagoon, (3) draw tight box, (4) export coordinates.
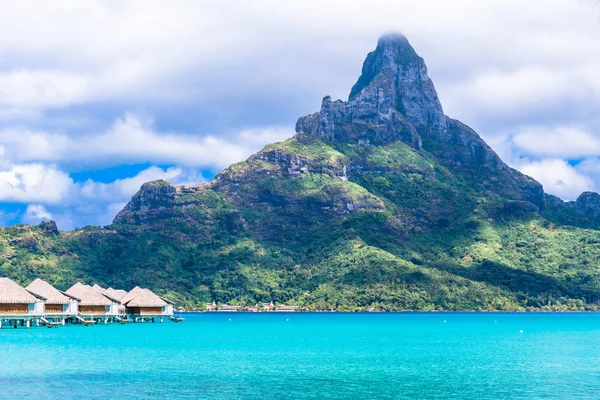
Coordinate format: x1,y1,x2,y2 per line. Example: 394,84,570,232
1,313,600,399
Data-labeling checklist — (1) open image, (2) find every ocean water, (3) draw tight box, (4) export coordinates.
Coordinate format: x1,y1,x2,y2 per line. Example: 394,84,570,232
1,313,600,399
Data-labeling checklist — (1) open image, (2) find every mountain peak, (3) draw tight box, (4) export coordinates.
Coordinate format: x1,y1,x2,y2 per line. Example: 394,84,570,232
349,33,420,100
297,34,446,145
347,33,446,137
373,33,415,58
295,33,544,209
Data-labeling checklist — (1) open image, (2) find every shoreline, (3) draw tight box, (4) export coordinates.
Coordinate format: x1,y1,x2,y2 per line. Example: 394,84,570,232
179,310,600,314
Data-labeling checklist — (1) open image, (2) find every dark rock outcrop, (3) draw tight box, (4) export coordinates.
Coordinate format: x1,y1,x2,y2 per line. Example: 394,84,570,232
349,33,447,139
39,220,59,236
575,192,600,217
113,180,177,224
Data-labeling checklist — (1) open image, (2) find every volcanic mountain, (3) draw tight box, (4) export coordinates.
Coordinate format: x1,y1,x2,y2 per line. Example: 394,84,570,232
2,34,600,310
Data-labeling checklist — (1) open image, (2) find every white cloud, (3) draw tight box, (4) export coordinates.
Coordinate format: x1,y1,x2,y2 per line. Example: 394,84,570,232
444,67,594,119
575,158,600,186
0,164,73,203
0,70,89,108
0,114,293,169
23,204,53,224
513,127,600,158
518,159,597,200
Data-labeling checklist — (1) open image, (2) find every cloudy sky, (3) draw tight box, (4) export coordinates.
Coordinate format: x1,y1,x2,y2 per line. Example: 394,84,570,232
1,0,600,229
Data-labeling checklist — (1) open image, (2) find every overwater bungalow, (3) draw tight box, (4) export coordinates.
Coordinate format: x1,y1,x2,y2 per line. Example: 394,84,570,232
0,278,45,328
91,284,124,317
120,287,173,322
26,278,79,324
66,283,120,323
0,277,179,328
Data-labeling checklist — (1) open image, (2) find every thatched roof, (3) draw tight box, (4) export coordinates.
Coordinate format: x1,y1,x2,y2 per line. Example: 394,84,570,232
124,289,167,308
66,282,86,297
159,295,174,305
105,288,127,300
66,283,113,306
26,278,76,305
92,284,106,293
119,286,144,305
75,286,113,306
0,278,43,304
91,285,120,303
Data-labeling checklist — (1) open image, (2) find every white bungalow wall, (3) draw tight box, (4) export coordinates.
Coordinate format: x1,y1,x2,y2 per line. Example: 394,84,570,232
106,304,124,316
66,302,78,314
30,301,45,315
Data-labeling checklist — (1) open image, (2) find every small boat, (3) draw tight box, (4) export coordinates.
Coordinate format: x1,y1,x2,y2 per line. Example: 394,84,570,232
82,320,97,326
169,316,185,323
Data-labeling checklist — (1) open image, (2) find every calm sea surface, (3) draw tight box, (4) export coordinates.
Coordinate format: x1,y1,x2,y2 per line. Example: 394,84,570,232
1,313,599,399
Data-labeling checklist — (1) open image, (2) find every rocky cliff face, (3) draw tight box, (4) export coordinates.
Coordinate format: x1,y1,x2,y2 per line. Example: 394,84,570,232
296,34,544,210
575,192,600,217
349,34,447,139
114,180,177,224
296,34,436,148
115,33,595,227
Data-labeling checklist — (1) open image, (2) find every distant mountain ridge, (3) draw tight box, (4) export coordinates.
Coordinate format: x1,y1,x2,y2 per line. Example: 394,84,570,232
2,34,600,311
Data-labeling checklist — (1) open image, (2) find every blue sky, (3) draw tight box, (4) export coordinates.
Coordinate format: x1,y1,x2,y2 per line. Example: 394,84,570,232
1,0,600,229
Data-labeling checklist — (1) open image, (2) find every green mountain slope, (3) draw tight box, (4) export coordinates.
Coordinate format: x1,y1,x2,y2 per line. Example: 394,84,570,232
2,34,600,311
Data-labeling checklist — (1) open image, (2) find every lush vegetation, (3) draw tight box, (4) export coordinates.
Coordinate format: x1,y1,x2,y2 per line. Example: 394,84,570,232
1,132,599,312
